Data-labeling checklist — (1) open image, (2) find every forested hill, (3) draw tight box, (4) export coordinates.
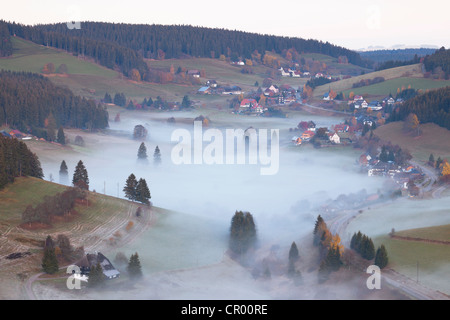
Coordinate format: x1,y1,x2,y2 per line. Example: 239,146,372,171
0,134,43,189
389,86,450,130
0,20,372,76
0,71,109,133
423,47,450,78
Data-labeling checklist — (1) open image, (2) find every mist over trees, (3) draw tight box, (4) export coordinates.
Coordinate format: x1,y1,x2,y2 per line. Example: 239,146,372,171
0,134,43,189
229,211,257,256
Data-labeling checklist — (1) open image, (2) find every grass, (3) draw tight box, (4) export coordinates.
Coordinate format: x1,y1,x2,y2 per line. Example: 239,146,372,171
342,77,450,98
0,177,66,222
0,37,117,78
313,64,423,97
375,235,450,295
394,224,450,242
374,121,450,163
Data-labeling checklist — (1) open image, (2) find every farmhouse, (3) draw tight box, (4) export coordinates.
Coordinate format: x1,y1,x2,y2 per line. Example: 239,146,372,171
328,132,340,144
197,86,211,95
187,70,201,78
76,252,120,280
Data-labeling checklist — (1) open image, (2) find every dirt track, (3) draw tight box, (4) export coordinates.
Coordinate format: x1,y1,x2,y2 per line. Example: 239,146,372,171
22,202,156,300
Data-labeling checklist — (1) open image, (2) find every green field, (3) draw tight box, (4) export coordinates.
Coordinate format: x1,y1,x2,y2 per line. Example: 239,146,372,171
0,37,117,78
375,235,450,294
0,177,66,222
342,77,450,98
374,122,450,163
313,64,423,98
394,224,450,242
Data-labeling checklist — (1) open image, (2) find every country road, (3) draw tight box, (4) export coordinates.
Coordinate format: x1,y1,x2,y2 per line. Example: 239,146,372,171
328,159,450,300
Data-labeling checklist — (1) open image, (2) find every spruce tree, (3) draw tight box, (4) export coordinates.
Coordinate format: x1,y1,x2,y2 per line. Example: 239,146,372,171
88,262,105,288
289,242,299,262
229,211,257,255
375,245,389,269
127,252,143,279
153,146,161,165
57,127,66,145
42,247,59,274
123,174,138,201
104,92,112,104
59,160,68,184
72,160,89,190
137,142,148,160
135,178,151,205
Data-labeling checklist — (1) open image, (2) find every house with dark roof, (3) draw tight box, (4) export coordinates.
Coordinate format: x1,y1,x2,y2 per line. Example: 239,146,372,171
76,252,120,280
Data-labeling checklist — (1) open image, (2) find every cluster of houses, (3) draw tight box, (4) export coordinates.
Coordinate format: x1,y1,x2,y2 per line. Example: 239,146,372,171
197,80,243,95
291,121,355,147
279,67,331,80
73,251,121,282
359,154,424,191
0,129,32,141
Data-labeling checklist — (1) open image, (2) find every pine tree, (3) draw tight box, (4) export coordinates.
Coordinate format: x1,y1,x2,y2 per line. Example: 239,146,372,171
181,95,192,109
127,252,143,279
42,247,59,274
88,262,105,288
137,142,148,161
57,127,66,145
289,242,299,262
46,113,57,142
153,145,161,165
59,160,68,184
72,160,89,190
136,178,151,205
229,211,257,255
429,154,435,166
374,245,389,269
104,92,112,104
123,173,138,201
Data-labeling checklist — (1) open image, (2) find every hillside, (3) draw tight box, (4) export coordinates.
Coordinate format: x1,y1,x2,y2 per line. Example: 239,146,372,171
313,64,423,98
374,121,450,163
0,177,157,299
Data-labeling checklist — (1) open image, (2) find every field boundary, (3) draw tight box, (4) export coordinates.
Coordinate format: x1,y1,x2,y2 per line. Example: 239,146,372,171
390,234,450,246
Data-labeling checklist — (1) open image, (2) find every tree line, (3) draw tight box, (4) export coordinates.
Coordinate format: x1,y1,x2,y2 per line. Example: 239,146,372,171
423,47,450,79
389,86,450,130
0,134,43,189
0,20,372,78
0,70,109,133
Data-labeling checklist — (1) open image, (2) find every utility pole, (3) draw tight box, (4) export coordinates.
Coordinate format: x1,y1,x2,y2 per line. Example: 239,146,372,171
416,261,419,283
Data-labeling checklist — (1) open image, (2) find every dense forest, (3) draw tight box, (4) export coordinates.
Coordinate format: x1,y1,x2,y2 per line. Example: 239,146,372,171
389,86,450,130
360,48,436,63
0,71,109,133
0,134,43,189
0,20,372,77
0,21,13,57
375,55,421,71
423,47,450,79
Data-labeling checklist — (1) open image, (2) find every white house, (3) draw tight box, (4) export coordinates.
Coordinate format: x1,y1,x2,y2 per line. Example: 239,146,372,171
328,132,340,144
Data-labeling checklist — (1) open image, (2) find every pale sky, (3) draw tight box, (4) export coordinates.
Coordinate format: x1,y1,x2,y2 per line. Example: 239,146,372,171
2,0,449,51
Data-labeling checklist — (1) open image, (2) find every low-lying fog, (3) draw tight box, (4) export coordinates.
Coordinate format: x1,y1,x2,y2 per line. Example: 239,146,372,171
42,110,384,242
37,109,396,299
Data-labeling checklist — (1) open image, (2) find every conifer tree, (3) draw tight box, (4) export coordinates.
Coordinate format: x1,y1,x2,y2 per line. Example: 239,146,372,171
137,142,148,160
72,160,89,190
375,245,389,269
229,211,257,255
127,252,143,279
57,126,66,145
136,178,151,205
104,92,112,104
42,247,59,274
59,160,68,184
123,174,138,201
289,242,299,262
88,262,105,288
153,145,161,165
